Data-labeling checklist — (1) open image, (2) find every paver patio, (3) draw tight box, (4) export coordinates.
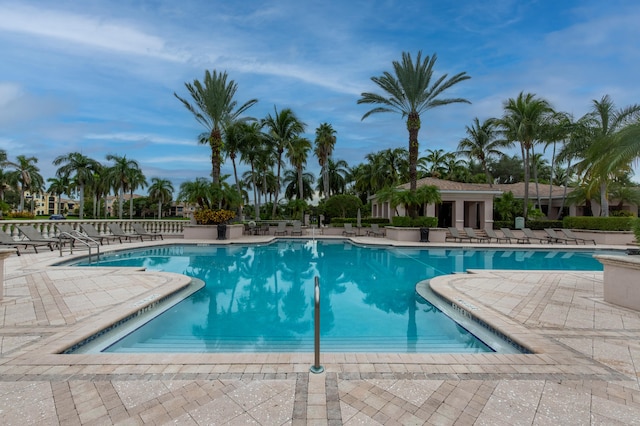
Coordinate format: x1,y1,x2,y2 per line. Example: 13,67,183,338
1,238,640,425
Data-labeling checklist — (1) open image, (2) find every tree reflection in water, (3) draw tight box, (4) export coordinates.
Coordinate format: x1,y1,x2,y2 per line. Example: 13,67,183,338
92,242,574,353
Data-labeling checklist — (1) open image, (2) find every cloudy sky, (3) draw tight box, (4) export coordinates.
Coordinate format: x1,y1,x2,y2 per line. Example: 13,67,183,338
1,0,639,192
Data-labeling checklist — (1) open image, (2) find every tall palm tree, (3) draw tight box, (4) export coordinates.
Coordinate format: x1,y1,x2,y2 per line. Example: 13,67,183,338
497,92,554,218
358,51,470,216
53,152,100,219
174,70,258,184
239,122,269,219
148,178,174,219
317,158,350,197
286,136,312,200
46,176,70,216
577,95,640,216
106,154,140,219
6,155,43,213
126,167,147,219
457,117,505,186
314,123,337,200
261,107,305,218
283,169,315,201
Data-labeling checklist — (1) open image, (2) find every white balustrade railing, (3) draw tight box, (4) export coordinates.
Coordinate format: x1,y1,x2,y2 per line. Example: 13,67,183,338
0,219,188,240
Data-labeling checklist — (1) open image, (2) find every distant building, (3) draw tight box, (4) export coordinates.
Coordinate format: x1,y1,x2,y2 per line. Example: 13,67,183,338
369,177,639,228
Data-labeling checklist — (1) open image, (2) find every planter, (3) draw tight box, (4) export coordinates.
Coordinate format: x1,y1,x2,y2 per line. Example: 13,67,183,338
596,254,640,311
217,224,227,240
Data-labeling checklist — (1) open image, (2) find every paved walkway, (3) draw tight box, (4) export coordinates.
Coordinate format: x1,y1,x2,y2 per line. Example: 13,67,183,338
1,240,640,425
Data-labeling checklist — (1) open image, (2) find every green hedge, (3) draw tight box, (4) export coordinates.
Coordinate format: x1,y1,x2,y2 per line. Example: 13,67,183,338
563,216,635,231
633,218,640,241
525,220,563,230
390,216,438,227
330,217,390,226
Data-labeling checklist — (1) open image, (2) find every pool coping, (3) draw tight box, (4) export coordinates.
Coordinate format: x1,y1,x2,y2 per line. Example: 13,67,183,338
10,238,628,377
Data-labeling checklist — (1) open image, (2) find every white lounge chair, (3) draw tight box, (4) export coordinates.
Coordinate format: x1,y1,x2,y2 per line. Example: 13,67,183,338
274,222,288,236
463,227,490,243
342,223,356,236
366,224,385,237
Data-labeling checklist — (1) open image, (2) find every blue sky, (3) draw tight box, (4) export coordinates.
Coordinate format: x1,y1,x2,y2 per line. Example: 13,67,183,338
1,0,640,192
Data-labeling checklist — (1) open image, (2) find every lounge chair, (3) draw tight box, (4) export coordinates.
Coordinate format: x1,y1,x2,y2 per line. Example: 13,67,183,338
108,223,144,242
342,223,356,237
446,227,473,243
0,229,25,255
485,228,510,243
259,223,270,235
17,225,59,250
543,228,575,244
274,222,288,236
290,221,303,236
560,229,596,245
80,224,122,245
521,228,551,244
500,228,530,244
132,223,164,241
366,223,385,237
463,227,490,243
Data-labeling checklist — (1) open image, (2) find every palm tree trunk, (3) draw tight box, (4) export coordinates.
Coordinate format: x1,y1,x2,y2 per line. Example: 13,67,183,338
230,155,243,218
118,187,124,219
521,142,529,219
600,181,609,217
556,158,571,220
129,190,134,219
531,145,542,213
79,184,85,219
297,166,304,200
407,112,420,218
548,141,556,219
272,149,283,218
157,198,162,219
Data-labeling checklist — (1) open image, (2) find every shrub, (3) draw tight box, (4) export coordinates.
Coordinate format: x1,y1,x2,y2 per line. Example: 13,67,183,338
525,220,563,230
193,209,236,225
391,216,437,227
633,218,640,242
6,211,35,219
563,216,634,231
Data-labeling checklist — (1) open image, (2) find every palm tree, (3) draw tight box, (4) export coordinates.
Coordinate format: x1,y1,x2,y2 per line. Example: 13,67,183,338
46,176,70,216
314,123,337,200
283,169,315,201
174,70,258,184
106,154,140,219
238,121,268,219
576,95,640,216
177,177,214,209
358,51,470,216
261,107,305,218
53,152,100,219
6,155,43,213
317,158,350,197
286,137,312,200
148,178,174,219
496,92,554,218
457,118,505,186
126,167,147,219
418,149,454,178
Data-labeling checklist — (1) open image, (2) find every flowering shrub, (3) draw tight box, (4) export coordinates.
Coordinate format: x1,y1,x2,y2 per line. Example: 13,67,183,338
194,209,235,225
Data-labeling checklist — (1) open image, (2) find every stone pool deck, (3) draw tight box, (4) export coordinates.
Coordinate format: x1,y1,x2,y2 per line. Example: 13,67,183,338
1,238,640,425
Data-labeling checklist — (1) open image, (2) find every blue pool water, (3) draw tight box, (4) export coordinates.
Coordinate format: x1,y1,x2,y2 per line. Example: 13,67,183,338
73,241,618,354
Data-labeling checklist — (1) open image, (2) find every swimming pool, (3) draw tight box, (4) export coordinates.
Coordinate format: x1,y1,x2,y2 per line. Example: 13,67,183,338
71,241,618,354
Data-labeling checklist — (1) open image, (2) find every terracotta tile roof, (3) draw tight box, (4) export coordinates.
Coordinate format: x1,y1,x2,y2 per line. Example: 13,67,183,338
397,177,571,198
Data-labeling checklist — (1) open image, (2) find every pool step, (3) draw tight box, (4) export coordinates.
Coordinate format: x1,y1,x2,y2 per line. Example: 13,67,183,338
105,334,491,353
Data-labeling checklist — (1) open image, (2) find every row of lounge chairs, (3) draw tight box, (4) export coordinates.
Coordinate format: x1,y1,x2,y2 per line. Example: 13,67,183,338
446,227,596,245
0,223,164,255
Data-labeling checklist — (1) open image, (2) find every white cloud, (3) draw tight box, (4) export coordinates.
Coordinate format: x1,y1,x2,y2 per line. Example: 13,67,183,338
0,3,186,61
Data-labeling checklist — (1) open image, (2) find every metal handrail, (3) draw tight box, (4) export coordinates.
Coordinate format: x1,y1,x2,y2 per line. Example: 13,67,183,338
310,276,324,374
58,231,100,262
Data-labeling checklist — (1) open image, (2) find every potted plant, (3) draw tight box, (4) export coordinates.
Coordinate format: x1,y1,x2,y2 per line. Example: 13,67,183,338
193,208,236,240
